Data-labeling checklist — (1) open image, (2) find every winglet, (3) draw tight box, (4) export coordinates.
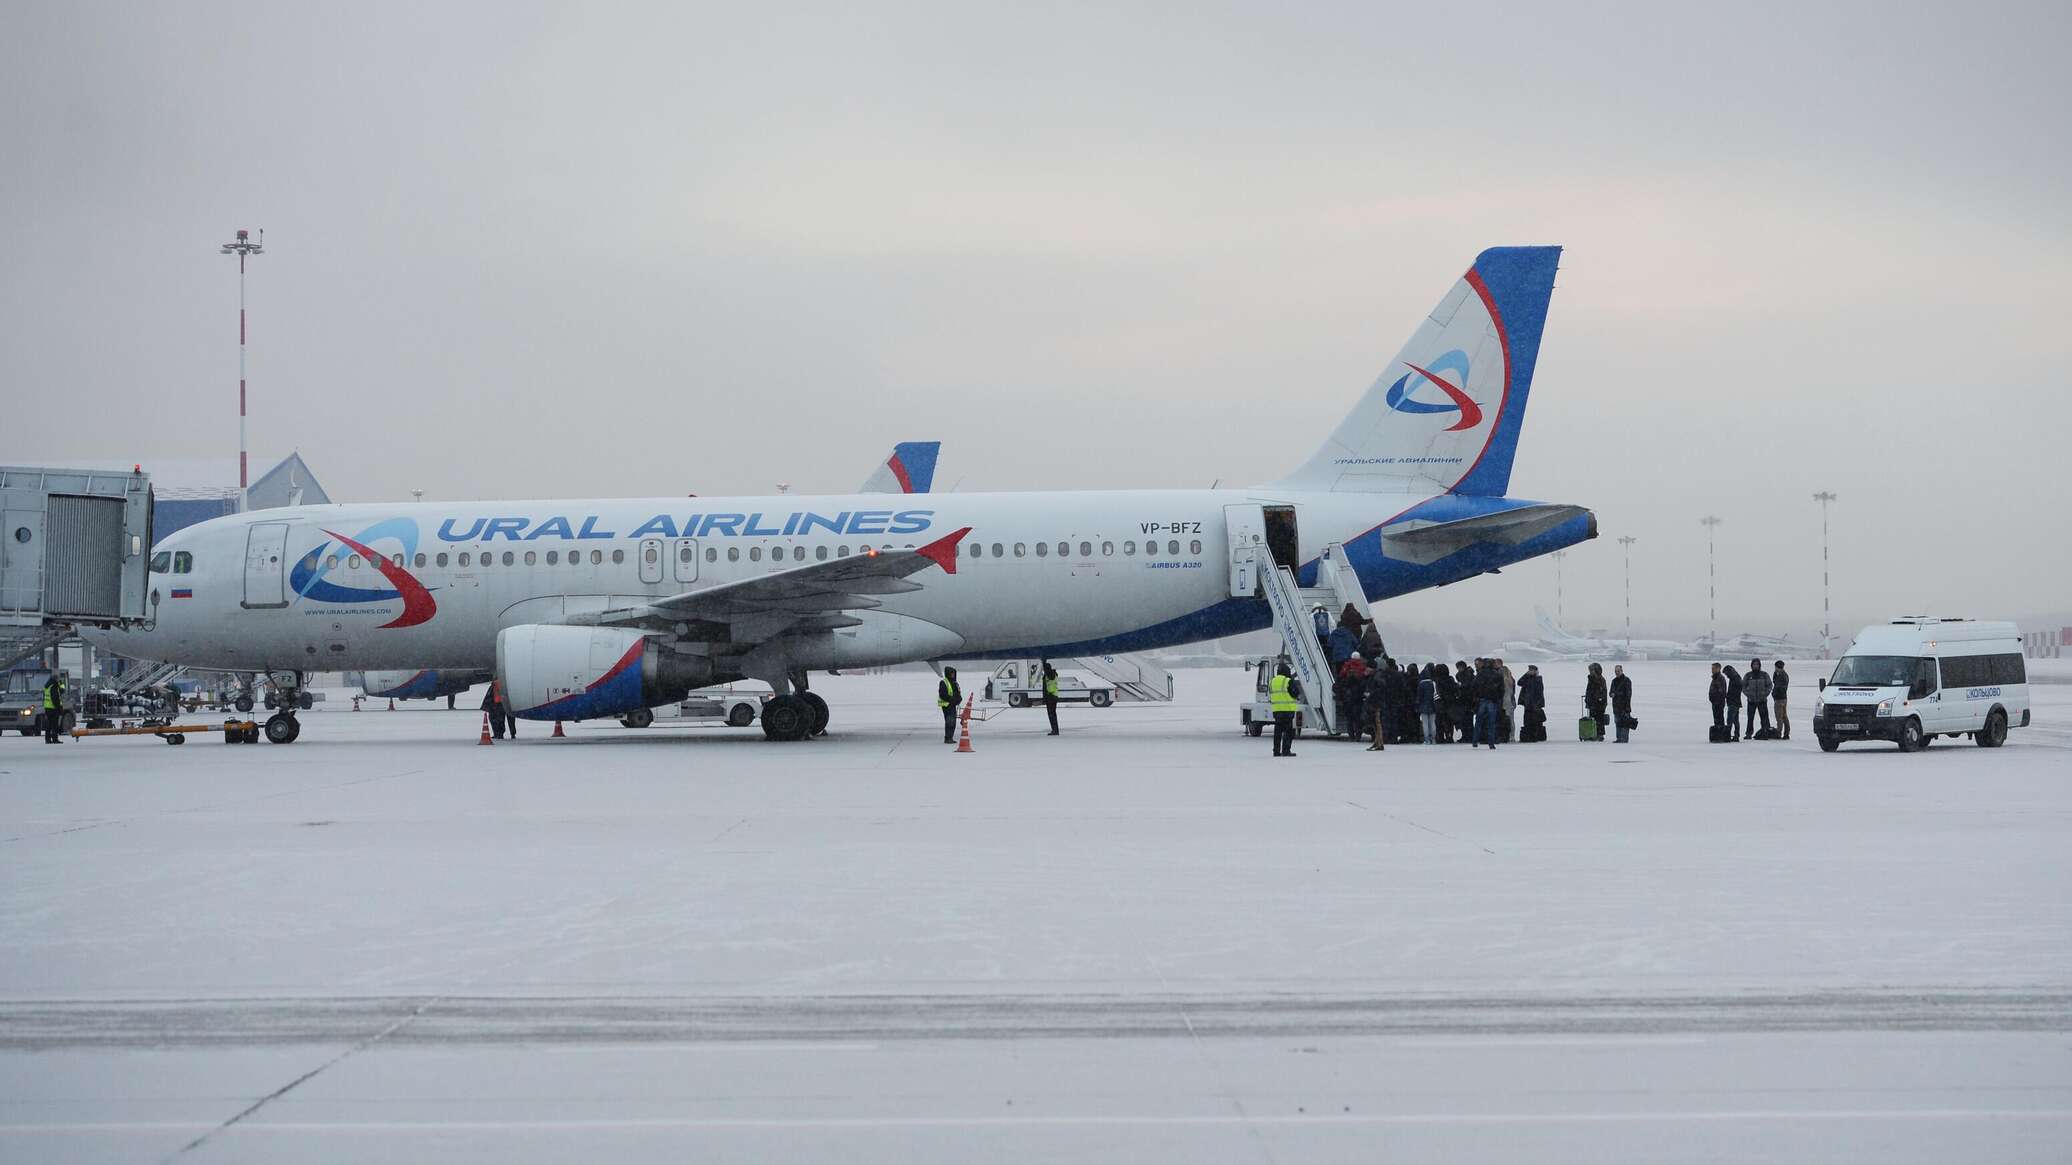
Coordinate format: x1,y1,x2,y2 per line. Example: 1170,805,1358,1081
916,526,972,574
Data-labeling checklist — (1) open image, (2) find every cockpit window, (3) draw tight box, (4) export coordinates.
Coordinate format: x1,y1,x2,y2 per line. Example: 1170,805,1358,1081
149,551,171,573
172,551,192,574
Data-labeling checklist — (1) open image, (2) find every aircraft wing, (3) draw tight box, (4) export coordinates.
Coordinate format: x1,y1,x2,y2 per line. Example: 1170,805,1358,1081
583,526,971,640
1382,504,1590,566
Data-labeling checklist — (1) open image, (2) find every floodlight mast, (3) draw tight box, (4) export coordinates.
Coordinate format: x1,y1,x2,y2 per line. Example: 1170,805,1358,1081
1812,492,1838,648
1699,515,1723,647
219,228,264,509
1617,536,1637,650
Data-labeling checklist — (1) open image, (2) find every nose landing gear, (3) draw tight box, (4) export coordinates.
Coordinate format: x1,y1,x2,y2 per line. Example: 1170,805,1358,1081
260,670,309,744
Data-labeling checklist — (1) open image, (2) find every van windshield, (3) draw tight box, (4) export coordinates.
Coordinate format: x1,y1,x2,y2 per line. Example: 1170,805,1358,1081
1829,655,1918,687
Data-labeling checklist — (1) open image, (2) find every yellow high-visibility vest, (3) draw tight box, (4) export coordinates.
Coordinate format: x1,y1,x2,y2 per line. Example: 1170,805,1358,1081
1269,673,1300,713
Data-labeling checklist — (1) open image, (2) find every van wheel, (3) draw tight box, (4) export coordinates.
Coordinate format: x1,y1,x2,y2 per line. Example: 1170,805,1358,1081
1007,692,1026,708
727,703,755,728
1817,735,1840,753
1977,709,2007,748
1897,717,1924,752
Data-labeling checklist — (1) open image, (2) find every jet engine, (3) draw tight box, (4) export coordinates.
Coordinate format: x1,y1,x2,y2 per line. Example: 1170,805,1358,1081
496,625,714,720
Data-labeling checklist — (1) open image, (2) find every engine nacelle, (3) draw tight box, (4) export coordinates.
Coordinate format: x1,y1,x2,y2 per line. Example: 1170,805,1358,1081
357,669,489,700
497,625,714,721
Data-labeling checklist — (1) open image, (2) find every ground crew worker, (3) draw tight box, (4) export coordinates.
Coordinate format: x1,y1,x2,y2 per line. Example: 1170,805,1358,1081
938,667,961,744
1269,661,1302,758
41,671,67,743
1041,661,1061,735
480,682,509,739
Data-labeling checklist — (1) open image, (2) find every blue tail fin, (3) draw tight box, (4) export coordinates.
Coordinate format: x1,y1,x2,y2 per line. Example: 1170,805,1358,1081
1273,246,1561,497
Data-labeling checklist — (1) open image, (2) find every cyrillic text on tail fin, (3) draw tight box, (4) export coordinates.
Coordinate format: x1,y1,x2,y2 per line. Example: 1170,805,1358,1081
1272,246,1561,497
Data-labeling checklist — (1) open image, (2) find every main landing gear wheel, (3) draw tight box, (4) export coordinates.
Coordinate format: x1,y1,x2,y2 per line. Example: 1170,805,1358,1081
801,691,829,737
620,707,655,729
234,694,254,713
263,713,301,745
760,694,813,741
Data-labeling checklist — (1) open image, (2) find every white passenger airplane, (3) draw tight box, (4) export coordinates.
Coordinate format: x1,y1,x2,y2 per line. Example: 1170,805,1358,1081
1509,608,1823,662
349,442,943,704
93,246,1596,744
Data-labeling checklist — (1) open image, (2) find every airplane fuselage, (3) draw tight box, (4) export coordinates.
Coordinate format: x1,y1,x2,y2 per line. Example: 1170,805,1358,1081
105,487,1594,678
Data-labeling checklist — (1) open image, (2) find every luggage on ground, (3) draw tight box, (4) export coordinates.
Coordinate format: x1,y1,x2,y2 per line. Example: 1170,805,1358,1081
1578,717,1600,742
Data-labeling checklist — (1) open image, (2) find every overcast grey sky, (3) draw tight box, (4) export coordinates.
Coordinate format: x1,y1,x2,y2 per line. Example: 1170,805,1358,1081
4,1,2067,634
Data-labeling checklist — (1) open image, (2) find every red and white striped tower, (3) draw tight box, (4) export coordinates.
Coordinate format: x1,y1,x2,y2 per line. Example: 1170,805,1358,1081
219,228,264,509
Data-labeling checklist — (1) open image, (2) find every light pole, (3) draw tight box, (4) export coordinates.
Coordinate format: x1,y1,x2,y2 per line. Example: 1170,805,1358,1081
219,228,264,508
1552,549,1567,626
1617,536,1637,650
1812,491,1838,650
411,489,424,506
1699,515,1723,646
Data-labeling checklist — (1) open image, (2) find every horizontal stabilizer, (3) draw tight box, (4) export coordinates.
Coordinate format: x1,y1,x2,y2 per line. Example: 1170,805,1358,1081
1381,504,1589,566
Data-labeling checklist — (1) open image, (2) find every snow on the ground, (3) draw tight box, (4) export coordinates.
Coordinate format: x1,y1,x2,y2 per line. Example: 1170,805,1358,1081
2,660,2067,1162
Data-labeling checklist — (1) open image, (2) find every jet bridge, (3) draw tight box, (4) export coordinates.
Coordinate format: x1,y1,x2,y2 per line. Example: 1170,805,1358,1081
1,466,154,670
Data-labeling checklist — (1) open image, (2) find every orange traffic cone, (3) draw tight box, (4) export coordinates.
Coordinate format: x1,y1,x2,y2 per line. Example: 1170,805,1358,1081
552,720,565,738
478,712,494,745
955,695,975,753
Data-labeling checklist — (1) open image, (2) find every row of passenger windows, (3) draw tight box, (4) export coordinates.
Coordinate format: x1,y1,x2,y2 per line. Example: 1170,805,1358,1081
312,537,1207,573
967,539,1203,559
148,551,194,574
1936,653,2027,688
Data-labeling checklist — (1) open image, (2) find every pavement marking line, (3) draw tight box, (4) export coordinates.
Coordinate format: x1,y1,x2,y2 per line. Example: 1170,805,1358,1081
1344,800,1496,855
11,1110,2072,1135
160,998,440,1163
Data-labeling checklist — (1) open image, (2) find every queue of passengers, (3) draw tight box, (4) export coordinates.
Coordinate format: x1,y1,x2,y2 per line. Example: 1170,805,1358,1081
1315,606,1645,749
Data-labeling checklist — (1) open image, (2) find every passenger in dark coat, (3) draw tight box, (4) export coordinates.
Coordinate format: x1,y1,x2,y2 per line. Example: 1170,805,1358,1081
1415,666,1438,744
1473,659,1504,748
1583,663,1609,742
1723,665,1744,741
1709,664,1728,734
1518,665,1546,742
1610,664,1634,743
1362,659,1388,751
1432,664,1459,743
1453,661,1478,744
1742,658,1772,737
1336,655,1370,741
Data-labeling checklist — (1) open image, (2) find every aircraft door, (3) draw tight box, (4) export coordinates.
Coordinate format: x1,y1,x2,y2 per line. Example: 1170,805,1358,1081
242,521,291,609
638,538,664,585
1223,504,1267,598
673,538,698,583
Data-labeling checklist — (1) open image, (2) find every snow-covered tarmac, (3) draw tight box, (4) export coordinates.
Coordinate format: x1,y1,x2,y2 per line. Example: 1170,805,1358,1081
3,661,2068,1162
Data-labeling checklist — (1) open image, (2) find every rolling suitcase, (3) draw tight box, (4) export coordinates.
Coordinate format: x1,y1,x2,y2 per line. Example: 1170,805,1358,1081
1578,716,1599,742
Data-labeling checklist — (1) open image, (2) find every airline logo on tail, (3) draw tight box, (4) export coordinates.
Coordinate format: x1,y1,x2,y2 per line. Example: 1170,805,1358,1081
288,518,438,629
1384,349,1483,432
